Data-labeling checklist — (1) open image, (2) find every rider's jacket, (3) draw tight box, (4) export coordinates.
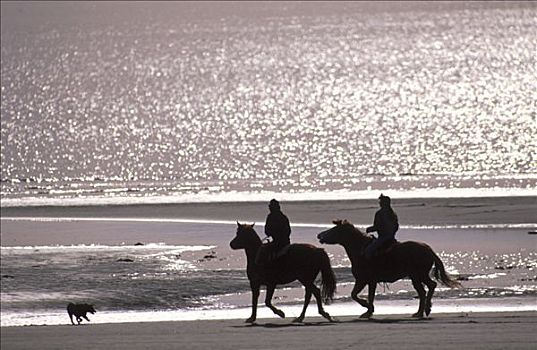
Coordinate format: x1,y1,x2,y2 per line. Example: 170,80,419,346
265,210,291,247
367,207,399,238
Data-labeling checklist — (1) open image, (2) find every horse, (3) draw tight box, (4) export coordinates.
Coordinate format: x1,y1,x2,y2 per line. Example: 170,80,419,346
230,222,336,323
317,220,461,319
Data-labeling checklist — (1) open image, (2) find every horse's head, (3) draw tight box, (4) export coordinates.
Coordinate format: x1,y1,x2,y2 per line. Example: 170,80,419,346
85,304,96,314
230,222,261,250
317,219,361,245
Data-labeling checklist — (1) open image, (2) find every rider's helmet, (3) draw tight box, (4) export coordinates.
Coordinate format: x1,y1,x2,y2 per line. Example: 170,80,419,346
269,199,281,211
379,193,391,207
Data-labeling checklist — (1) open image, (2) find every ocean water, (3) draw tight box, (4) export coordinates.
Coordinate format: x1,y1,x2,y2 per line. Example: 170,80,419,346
1,2,536,207
1,219,536,326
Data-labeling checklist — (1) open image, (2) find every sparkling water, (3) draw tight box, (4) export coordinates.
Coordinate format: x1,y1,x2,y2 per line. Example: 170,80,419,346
1,3,536,206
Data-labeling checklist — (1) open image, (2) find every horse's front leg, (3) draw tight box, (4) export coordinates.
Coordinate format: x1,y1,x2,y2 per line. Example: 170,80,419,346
360,283,377,319
246,282,260,323
265,284,285,319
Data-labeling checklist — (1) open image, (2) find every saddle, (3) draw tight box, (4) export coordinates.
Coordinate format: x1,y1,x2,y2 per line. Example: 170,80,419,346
363,238,398,258
376,238,397,256
255,243,290,266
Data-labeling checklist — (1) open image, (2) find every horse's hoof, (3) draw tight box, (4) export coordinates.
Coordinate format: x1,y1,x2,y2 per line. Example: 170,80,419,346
412,313,424,319
321,312,333,322
293,317,304,323
275,310,285,318
245,317,256,323
425,303,432,316
359,312,372,319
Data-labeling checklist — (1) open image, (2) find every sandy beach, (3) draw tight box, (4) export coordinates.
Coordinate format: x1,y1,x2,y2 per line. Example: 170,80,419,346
2,196,536,349
2,312,536,350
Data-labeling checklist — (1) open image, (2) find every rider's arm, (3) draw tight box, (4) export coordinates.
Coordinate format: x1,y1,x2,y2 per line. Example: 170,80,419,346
366,211,381,233
284,216,291,236
264,214,273,237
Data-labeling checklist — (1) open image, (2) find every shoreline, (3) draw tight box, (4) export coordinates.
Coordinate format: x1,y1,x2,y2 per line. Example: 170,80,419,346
1,185,537,209
2,196,536,227
2,311,537,350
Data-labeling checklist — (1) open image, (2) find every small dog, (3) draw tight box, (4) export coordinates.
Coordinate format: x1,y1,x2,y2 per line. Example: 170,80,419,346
67,303,96,325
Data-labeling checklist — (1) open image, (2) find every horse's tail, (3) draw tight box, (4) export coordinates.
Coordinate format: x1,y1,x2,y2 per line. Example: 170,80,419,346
432,251,462,288
318,248,337,304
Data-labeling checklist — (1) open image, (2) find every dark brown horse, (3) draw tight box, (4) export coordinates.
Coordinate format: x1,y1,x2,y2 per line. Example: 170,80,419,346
317,220,461,319
230,222,336,323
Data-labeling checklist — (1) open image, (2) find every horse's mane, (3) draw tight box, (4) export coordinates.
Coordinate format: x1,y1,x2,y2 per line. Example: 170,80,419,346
238,223,263,244
332,219,370,239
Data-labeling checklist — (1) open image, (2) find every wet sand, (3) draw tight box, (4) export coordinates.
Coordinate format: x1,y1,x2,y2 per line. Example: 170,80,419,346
2,312,536,350
2,196,536,227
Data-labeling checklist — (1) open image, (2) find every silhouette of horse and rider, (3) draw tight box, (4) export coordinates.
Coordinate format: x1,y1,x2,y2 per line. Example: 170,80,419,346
230,199,335,323
230,196,461,323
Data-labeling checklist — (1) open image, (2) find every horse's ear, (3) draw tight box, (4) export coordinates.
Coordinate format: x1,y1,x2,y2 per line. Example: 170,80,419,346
252,223,255,227
236,221,240,227
332,219,342,225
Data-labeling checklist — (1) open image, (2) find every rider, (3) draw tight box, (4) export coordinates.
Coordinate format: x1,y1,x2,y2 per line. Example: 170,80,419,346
258,199,291,263
365,194,399,259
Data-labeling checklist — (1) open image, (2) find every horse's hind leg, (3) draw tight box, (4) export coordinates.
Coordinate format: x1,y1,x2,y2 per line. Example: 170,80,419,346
424,276,437,316
360,283,376,319
411,278,427,318
294,285,313,323
310,283,333,322
265,284,285,319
